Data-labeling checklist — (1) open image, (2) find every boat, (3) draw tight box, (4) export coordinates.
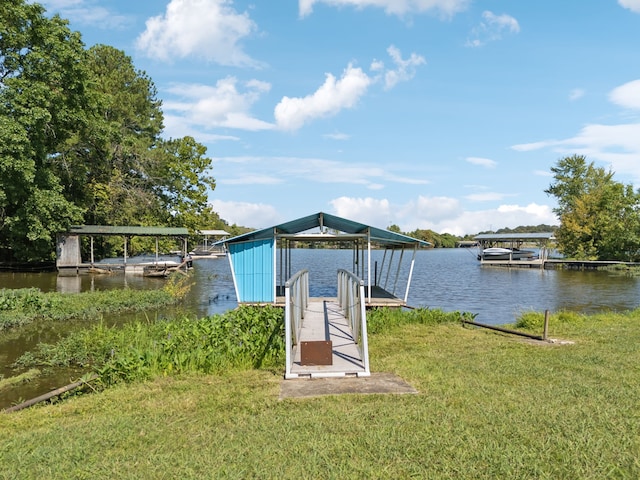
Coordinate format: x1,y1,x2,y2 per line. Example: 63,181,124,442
478,247,536,261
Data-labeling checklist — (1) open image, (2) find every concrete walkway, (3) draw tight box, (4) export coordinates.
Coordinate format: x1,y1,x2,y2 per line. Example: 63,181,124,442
279,372,418,399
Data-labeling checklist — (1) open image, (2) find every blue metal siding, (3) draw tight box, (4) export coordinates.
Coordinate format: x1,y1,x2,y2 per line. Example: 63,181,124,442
229,239,274,302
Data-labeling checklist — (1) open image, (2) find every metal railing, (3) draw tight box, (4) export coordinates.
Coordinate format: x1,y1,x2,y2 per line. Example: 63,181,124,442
337,269,370,376
284,269,309,379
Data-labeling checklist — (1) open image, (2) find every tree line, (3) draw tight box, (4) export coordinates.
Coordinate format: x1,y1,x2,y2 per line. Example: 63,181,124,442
0,1,234,263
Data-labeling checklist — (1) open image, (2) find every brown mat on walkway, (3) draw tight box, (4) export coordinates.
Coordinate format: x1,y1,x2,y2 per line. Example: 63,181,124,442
279,372,418,399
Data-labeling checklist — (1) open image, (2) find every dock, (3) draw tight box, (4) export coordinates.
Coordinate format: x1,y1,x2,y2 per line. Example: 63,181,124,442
274,285,405,309
288,299,368,378
478,258,545,268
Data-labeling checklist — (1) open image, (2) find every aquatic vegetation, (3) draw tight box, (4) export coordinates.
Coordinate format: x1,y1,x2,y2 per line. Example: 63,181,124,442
0,287,180,331
0,369,41,392
15,306,286,387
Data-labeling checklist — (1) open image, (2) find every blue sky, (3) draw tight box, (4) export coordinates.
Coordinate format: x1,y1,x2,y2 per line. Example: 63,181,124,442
40,0,640,235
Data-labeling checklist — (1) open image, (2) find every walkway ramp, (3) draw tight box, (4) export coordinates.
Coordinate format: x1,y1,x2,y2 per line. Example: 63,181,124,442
288,299,367,377
285,270,370,379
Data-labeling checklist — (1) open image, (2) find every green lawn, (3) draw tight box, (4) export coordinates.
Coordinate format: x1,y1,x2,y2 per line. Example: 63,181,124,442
1,311,639,479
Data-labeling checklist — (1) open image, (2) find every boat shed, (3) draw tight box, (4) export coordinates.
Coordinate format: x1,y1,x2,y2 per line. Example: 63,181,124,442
56,225,190,273
474,232,556,247
217,212,430,306
474,232,556,267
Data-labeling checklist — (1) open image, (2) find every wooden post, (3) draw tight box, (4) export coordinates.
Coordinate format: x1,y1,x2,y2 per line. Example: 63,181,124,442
543,309,550,340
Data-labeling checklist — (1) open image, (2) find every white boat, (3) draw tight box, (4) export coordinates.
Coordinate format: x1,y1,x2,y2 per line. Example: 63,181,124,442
479,247,535,261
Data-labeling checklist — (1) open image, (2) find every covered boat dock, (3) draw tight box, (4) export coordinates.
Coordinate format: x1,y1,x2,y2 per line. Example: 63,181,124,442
56,225,190,275
217,212,429,378
474,232,556,268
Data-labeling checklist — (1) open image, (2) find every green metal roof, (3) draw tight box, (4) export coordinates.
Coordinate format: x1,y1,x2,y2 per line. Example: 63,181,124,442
68,225,189,237
219,212,430,248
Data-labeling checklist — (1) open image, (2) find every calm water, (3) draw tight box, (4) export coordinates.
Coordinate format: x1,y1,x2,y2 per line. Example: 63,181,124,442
285,248,640,322
2,248,639,408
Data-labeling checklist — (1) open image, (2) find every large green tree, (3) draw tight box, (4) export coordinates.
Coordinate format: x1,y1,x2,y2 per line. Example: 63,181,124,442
1,2,217,262
59,45,216,231
0,1,87,261
545,155,640,261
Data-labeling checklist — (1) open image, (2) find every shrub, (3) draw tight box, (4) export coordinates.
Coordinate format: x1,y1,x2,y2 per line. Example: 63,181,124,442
15,306,286,387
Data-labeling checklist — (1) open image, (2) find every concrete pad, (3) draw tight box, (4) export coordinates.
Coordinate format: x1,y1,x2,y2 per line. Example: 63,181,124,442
279,372,418,400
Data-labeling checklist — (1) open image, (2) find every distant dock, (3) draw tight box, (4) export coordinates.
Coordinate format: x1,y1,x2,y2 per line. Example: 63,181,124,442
479,258,640,270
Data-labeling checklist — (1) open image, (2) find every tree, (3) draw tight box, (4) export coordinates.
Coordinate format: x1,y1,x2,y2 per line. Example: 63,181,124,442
1,5,218,263
0,1,87,261
545,155,640,261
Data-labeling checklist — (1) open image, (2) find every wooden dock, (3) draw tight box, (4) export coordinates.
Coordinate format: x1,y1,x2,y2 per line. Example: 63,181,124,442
288,298,367,378
480,258,640,270
479,258,545,268
275,285,405,309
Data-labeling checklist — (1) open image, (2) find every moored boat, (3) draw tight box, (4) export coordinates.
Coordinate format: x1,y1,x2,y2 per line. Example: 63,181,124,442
478,247,535,261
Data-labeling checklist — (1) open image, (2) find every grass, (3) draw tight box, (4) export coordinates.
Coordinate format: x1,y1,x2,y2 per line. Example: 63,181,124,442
1,308,639,478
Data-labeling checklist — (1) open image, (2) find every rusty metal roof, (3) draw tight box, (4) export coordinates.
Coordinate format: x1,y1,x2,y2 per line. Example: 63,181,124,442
68,225,189,237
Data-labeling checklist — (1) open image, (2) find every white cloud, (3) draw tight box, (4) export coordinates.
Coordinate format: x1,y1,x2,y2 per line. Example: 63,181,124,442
162,78,274,134
162,114,240,142
328,195,557,235
41,0,130,28
274,64,372,131
42,0,84,6
323,132,351,140
329,197,393,227
299,0,472,18
136,0,259,67
619,0,640,13
569,88,585,101
208,193,558,234
466,10,520,47
211,155,428,189
609,79,640,110
381,46,426,90
466,156,497,168
404,199,556,235
274,46,423,131
209,200,282,228
465,192,512,202
511,122,640,182
220,175,283,185
511,140,562,152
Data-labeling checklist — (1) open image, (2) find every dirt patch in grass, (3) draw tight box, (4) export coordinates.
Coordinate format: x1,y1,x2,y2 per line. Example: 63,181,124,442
279,372,418,399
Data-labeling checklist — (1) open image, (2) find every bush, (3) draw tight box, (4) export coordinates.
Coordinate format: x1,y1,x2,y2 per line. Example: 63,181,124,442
15,306,286,387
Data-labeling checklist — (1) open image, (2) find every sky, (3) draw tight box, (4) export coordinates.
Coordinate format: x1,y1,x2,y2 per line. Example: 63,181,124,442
38,0,640,235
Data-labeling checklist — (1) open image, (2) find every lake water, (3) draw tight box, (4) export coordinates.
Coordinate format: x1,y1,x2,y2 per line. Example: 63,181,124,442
2,248,639,408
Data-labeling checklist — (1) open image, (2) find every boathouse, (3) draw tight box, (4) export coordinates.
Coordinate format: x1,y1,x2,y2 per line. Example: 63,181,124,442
56,225,190,275
474,232,556,268
192,229,229,257
217,212,429,378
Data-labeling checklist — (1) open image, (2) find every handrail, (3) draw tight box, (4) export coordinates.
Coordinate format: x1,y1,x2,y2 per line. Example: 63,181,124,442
337,269,370,376
284,269,309,379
